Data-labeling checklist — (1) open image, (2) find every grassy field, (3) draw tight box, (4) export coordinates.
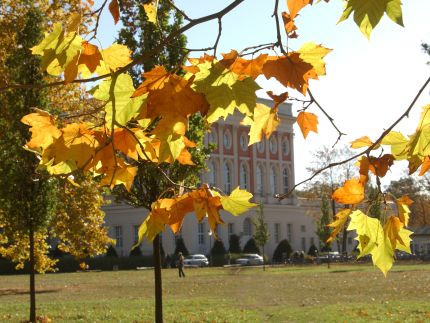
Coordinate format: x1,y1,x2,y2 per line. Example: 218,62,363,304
1,263,430,322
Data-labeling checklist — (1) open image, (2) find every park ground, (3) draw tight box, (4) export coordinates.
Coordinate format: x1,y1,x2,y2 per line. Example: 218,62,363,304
1,263,430,322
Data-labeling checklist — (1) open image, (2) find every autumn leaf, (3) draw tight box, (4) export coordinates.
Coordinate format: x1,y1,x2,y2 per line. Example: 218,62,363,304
143,0,158,24
266,91,289,108
384,216,405,249
21,109,62,149
419,156,430,176
98,43,132,74
296,111,318,138
242,103,280,146
262,53,318,95
190,60,259,123
381,131,408,159
67,13,81,33
288,0,313,19
220,50,268,80
219,187,258,216
338,0,404,39
397,195,413,227
113,128,145,161
132,65,171,97
78,41,103,76
350,136,374,149
92,73,146,127
281,12,298,38
332,178,364,205
327,209,351,243
99,159,137,191
108,0,120,24
297,42,331,76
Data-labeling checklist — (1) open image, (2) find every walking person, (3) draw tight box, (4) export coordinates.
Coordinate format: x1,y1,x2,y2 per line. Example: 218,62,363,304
177,252,185,278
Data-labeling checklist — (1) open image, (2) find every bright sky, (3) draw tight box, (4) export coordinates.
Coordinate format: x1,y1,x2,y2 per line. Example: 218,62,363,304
95,0,430,188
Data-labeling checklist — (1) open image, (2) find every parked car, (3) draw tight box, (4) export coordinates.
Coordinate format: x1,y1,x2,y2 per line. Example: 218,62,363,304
183,254,209,267
236,254,264,266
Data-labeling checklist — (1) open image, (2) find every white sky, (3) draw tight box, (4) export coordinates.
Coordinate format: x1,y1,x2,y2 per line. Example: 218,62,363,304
95,0,430,188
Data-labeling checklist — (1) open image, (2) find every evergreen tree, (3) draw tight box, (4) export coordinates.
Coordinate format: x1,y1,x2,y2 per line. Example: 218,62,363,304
211,239,227,256
316,195,332,250
106,245,119,258
272,239,293,263
228,234,242,253
243,238,260,254
174,237,189,256
308,244,318,257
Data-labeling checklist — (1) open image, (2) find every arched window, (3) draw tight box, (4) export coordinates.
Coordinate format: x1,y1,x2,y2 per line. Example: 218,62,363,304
208,160,217,187
243,218,252,236
270,166,278,195
283,168,289,193
256,165,264,196
240,133,248,151
257,140,264,153
240,162,248,189
223,129,232,149
224,162,232,194
269,136,278,154
282,138,289,156
209,130,217,145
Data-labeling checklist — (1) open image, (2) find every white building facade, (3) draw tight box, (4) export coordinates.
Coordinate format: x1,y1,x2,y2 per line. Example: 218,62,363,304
103,99,318,258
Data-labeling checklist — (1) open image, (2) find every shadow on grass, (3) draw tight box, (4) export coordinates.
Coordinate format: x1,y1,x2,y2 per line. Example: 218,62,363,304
0,288,61,297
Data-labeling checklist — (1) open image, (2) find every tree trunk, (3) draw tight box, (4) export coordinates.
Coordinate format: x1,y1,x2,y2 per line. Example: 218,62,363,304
262,245,265,271
29,224,36,323
153,235,163,323
330,197,341,253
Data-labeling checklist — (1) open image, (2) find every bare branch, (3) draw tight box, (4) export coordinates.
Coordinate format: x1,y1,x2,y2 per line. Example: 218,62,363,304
277,74,430,200
213,18,223,57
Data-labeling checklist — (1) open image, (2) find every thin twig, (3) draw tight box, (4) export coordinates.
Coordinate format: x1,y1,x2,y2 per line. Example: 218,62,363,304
272,0,287,56
167,0,193,22
89,0,108,40
213,18,223,57
308,89,346,147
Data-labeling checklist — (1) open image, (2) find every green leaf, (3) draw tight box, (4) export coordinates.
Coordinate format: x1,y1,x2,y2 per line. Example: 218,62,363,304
220,187,258,216
381,131,408,159
191,61,260,124
93,73,146,127
338,0,404,39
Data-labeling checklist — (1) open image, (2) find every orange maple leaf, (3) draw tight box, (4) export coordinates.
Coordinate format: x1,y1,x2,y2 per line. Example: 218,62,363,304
267,91,289,109
262,53,318,94
419,156,430,176
21,110,62,149
281,12,298,38
132,66,171,98
79,41,103,73
384,216,405,249
296,111,318,138
350,136,374,149
332,178,365,205
287,0,313,19
220,50,268,80
327,209,351,243
108,0,120,24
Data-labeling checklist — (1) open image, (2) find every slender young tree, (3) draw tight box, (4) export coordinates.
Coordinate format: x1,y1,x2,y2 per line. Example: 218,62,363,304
316,195,332,251
253,205,270,270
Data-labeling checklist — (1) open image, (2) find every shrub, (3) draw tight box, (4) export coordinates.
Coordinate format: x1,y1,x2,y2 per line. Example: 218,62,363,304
243,238,260,254
105,245,118,258
129,245,143,257
228,234,241,253
272,239,292,263
211,239,227,256
308,244,318,257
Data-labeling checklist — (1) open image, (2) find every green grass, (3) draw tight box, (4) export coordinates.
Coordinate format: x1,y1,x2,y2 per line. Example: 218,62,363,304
1,263,430,322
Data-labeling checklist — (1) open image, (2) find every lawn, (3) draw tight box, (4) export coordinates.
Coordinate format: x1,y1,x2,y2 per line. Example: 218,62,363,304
1,263,430,322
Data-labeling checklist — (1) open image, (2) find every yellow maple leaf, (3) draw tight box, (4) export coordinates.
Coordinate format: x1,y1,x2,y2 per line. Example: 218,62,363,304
297,42,332,76
350,136,374,149
332,178,364,205
219,187,258,216
296,111,318,139
143,0,158,24
98,43,132,74
327,209,351,243
242,103,280,146
21,109,62,149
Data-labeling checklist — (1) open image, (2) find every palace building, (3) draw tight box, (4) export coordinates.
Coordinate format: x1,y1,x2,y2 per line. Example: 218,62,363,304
103,98,319,258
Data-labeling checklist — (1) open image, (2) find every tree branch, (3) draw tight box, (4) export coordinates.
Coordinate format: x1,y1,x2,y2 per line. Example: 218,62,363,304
277,74,430,200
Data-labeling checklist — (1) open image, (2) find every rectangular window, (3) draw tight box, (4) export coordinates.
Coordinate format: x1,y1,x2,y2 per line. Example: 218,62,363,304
115,226,123,248
274,223,280,243
301,237,306,251
310,237,314,246
228,223,234,236
198,222,205,245
287,223,292,242
347,237,353,245
133,225,139,244
301,225,306,233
